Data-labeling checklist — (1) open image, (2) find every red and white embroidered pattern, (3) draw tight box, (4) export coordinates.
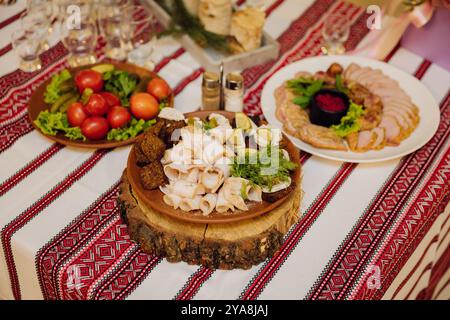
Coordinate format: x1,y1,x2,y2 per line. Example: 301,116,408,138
308,93,450,300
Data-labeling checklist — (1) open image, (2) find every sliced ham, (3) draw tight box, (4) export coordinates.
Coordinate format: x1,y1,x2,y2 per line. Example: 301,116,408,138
371,127,386,150
356,130,376,151
383,109,413,132
379,116,402,145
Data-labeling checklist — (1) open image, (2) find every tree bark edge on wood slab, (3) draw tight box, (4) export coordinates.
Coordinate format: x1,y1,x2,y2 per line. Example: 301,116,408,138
118,171,302,270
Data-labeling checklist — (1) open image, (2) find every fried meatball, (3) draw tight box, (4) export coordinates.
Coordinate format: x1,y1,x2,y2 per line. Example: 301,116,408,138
160,120,185,147
327,63,344,76
147,118,167,137
139,161,167,190
133,135,150,167
140,132,166,162
262,180,296,203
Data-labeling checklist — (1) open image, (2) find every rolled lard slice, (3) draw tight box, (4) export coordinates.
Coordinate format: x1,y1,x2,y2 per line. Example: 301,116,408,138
172,180,206,198
202,139,225,164
246,183,262,202
180,127,204,159
200,166,225,193
200,193,218,216
179,195,202,212
179,165,204,183
216,188,235,213
214,156,232,178
222,177,248,211
163,163,189,181
167,143,194,165
163,194,182,209
208,125,233,144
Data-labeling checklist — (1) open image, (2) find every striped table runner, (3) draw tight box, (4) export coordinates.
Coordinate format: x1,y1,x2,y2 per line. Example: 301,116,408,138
0,0,448,300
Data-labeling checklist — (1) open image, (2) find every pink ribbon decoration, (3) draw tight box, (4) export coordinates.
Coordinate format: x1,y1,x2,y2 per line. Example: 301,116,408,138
409,1,435,28
347,0,435,60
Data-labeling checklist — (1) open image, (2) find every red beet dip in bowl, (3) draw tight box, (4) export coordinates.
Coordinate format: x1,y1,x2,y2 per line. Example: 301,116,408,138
309,89,350,127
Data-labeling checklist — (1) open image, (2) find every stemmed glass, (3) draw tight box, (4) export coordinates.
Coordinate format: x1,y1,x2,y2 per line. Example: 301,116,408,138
121,5,156,69
321,12,350,55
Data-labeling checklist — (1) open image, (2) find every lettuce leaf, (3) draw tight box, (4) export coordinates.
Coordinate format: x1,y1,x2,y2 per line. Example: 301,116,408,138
103,70,138,106
107,118,156,141
34,111,86,141
331,102,364,138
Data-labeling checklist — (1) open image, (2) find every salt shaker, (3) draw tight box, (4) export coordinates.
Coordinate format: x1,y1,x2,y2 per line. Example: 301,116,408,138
224,72,244,112
201,71,221,111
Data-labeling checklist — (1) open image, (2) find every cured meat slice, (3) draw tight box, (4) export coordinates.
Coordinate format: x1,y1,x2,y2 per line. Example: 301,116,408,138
370,127,386,150
379,116,402,145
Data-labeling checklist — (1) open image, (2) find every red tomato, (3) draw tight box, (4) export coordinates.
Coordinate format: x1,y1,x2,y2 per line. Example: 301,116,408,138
84,94,109,116
99,92,121,108
81,117,109,140
130,93,159,120
74,69,104,93
107,106,132,129
67,102,88,127
146,78,171,101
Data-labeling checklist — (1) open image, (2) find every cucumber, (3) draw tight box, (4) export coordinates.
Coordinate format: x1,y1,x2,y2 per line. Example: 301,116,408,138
58,79,75,93
59,94,80,113
91,64,115,73
50,92,76,113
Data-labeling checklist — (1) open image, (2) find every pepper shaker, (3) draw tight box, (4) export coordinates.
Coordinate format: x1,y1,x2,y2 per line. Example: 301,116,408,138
201,71,221,111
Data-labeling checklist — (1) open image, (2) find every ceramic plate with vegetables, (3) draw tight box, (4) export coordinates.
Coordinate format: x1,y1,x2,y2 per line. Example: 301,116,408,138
28,61,174,149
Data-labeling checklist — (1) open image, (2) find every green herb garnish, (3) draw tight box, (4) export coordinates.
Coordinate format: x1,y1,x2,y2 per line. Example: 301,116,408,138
287,77,323,109
335,74,349,95
331,102,365,138
156,0,231,52
231,146,297,191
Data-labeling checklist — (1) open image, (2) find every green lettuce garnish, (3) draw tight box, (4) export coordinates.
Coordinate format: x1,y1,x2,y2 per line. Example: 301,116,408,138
34,111,86,141
331,102,364,138
107,118,156,141
103,70,138,107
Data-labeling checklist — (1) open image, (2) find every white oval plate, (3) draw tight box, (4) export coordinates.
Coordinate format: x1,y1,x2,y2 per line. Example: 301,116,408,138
260,55,440,163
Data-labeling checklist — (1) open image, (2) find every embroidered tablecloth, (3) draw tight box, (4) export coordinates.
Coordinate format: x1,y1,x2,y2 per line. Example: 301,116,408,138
0,0,449,300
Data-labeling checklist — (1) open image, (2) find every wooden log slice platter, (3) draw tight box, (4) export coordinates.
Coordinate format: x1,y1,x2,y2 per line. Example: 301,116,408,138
118,170,302,270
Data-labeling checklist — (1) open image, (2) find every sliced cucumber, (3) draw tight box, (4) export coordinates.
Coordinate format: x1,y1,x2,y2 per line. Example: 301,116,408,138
91,64,115,73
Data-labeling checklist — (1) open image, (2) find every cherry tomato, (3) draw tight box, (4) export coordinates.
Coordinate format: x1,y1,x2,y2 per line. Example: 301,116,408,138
99,92,121,108
81,117,110,140
67,102,88,127
84,94,109,116
74,69,104,93
146,78,171,101
130,93,159,120
107,106,132,129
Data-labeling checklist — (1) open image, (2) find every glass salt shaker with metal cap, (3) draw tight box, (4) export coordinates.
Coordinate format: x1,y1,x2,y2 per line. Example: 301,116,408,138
224,72,244,113
201,71,221,111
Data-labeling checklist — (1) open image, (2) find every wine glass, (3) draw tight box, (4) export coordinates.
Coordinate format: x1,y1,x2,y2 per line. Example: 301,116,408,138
61,18,98,67
321,12,350,55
